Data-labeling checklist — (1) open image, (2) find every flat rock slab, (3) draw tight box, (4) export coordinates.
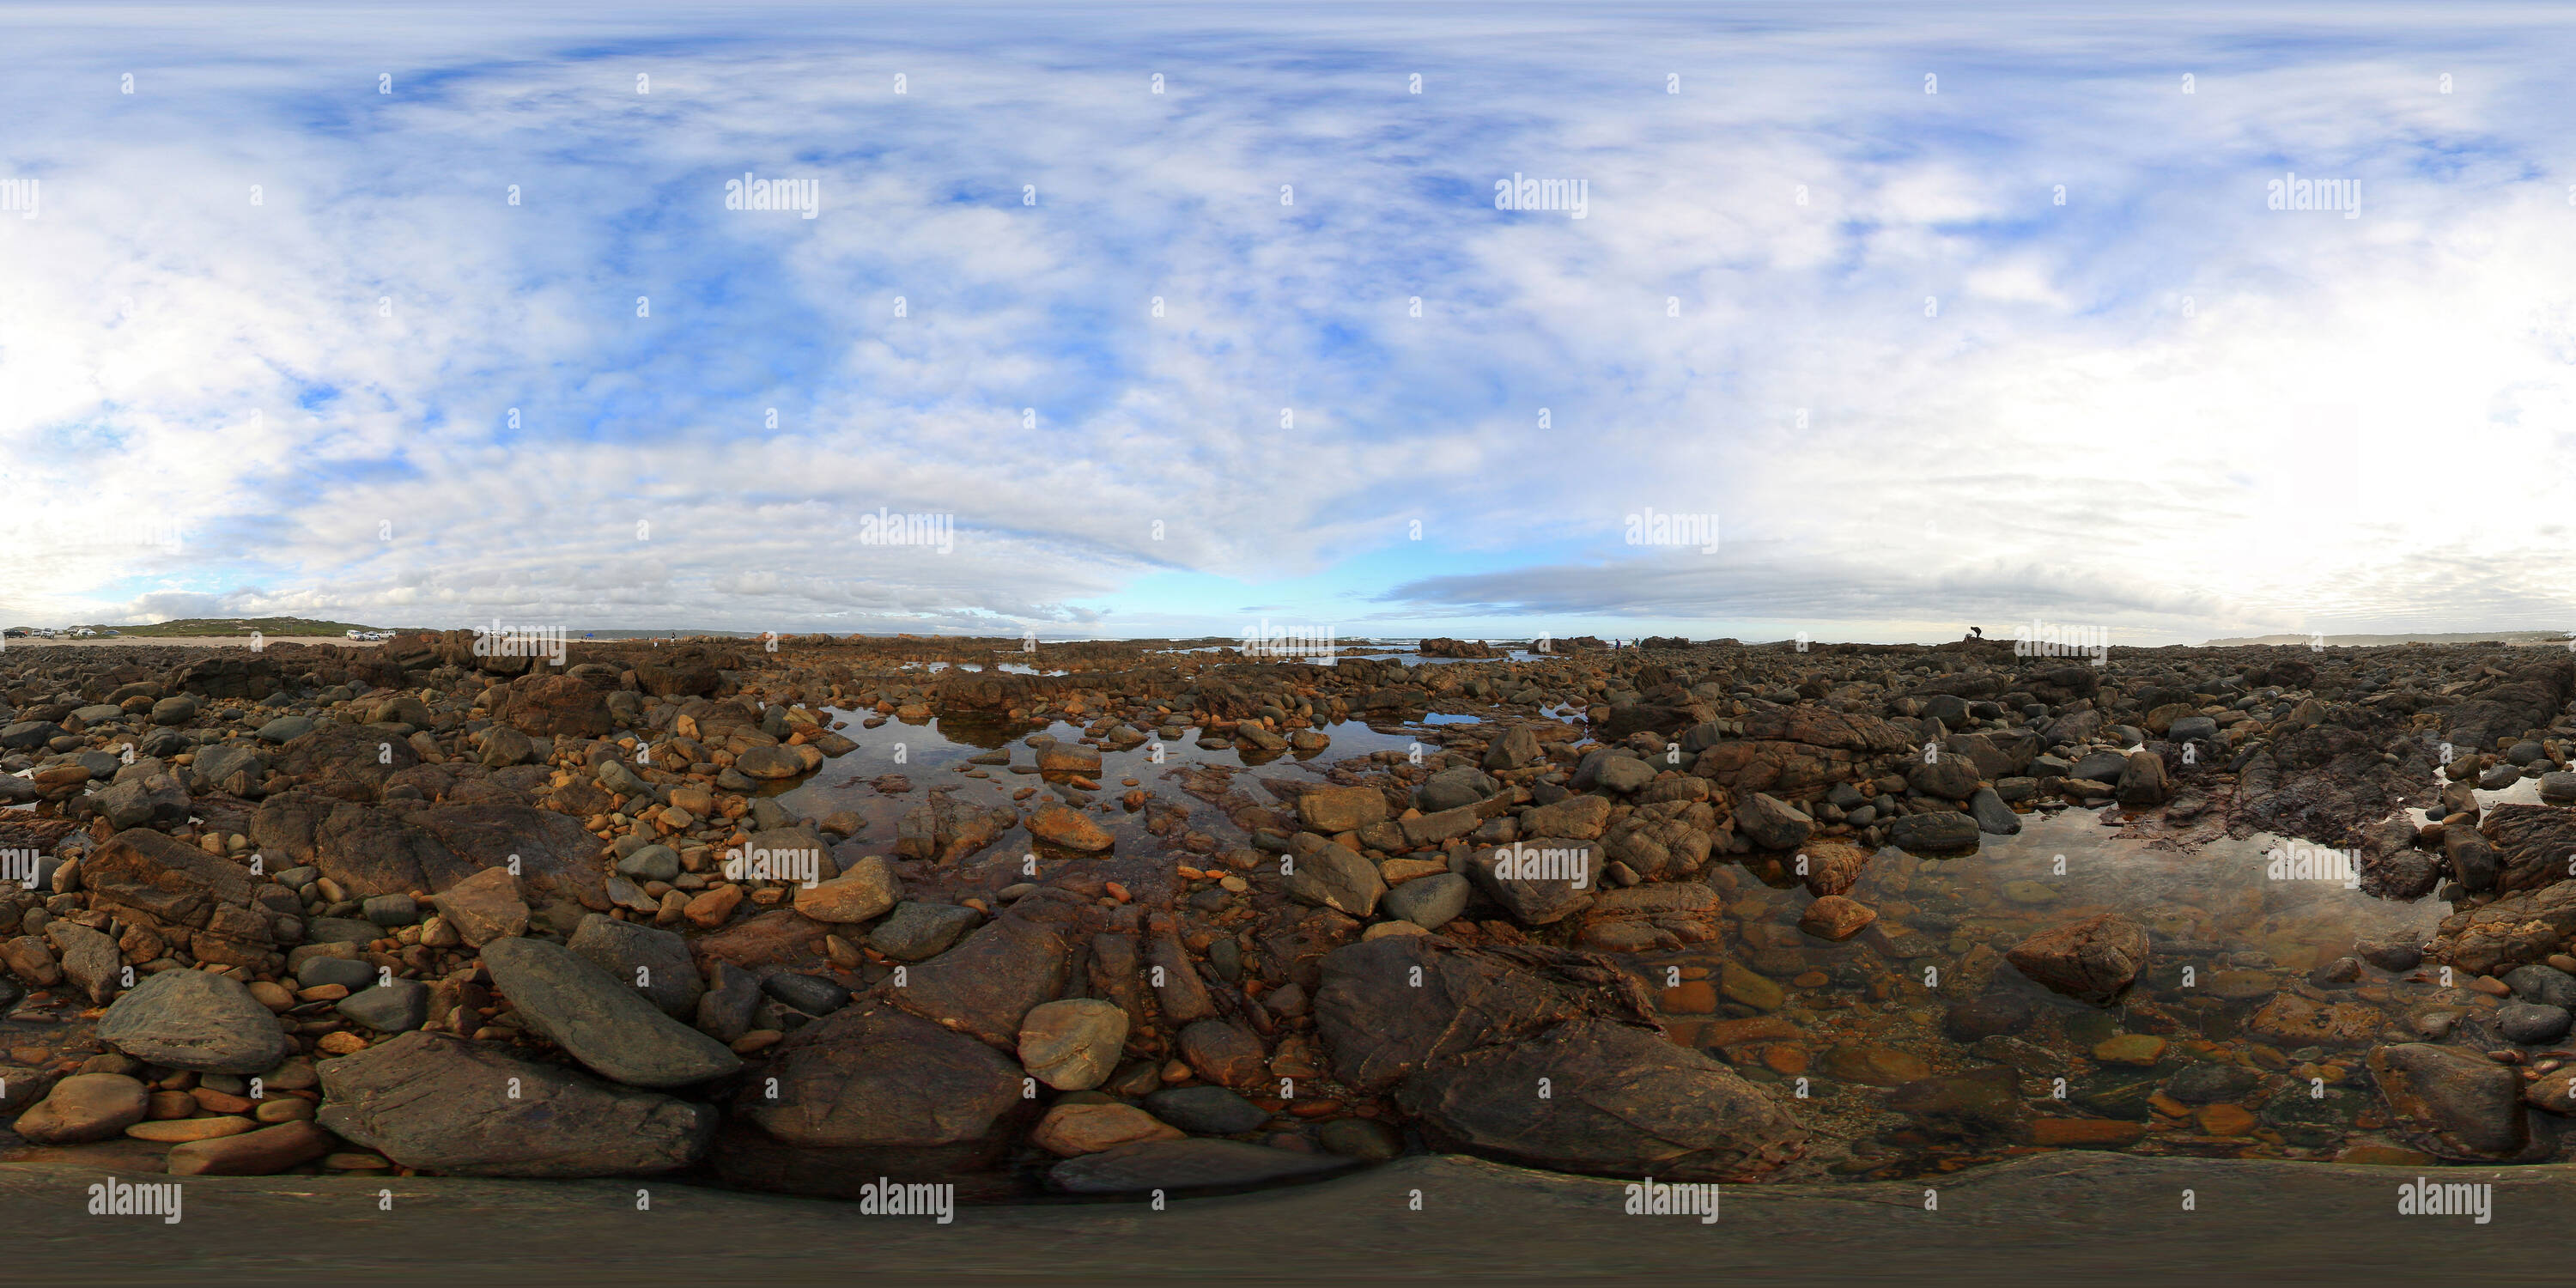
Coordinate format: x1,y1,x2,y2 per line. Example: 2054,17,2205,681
481,938,741,1088
318,1031,714,1176
97,969,295,1074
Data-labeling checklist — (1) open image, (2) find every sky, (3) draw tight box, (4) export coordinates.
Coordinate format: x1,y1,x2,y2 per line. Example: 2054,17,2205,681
3,1,2575,645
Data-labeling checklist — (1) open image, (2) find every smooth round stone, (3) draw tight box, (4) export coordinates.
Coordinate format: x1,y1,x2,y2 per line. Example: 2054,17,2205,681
733,746,805,780
614,845,681,884
761,972,853,1018
1316,1117,1404,1161
11,1073,149,1144
868,902,981,961
2506,963,2576,1009
361,894,420,927
96,969,296,1075
1144,1085,1268,1135
1018,999,1130,1091
336,980,431,1032
2540,772,2576,805
126,1115,258,1143
2498,1002,2573,1044
256,716,316,743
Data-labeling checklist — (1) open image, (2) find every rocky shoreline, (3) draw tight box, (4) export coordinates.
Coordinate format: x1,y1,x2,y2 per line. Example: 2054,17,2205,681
4,633,2576,1197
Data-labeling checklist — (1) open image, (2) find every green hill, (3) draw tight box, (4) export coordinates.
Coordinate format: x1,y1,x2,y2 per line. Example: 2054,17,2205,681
72,617,403,637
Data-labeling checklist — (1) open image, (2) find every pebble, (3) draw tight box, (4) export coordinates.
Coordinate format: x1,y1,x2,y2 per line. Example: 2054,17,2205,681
126,1115,258,1143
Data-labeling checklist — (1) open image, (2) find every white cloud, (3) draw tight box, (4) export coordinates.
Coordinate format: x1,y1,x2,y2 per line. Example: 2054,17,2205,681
0,5,2572,642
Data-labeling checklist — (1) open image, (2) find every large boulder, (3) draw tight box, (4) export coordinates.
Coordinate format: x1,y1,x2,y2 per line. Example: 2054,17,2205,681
1888,811,1979,854
2116,750,2170,806
168,655,280,701
11,1072,149,1143
2357,817,2439,900
91,772,191,830
711,1003,1029,1199
318,1030,714,1176
1906,756,1980,801
428,866,530,946
1281,837,1385,918
1733,793,1813,851
1465,839,1597,925
567,914,705,1019
1414,766,1501,814
2005,913,2149,1005
81,828,277,969
634,659,720,698
2478,805,2576,895
481,938,742,1088
1796,841,1874,897
2369,1042,2536,1162
269,724,421,801
1018,998,1130,1091
1692,708,1911,798
47,923,121,1005
883,902,1076,1047
1314,936,1650,1094
2428,880,2576,977
1380,872,1472,929
893,795,1017,865
498,673,614,738
97,969,295,1074
1396,1017,1806,1180
191,742,270,792
1297,786,1388,834
300,802,471,897
407,803,612,910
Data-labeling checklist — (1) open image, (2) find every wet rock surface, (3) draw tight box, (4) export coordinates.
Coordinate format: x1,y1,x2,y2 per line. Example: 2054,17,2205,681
317,1031,715,1176
0,633,2570,1200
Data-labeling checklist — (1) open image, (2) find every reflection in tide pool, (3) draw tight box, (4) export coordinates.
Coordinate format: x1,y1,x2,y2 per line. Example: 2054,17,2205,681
1648,809,2451,1176
774,709,1425,864
769,698,2469,1177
